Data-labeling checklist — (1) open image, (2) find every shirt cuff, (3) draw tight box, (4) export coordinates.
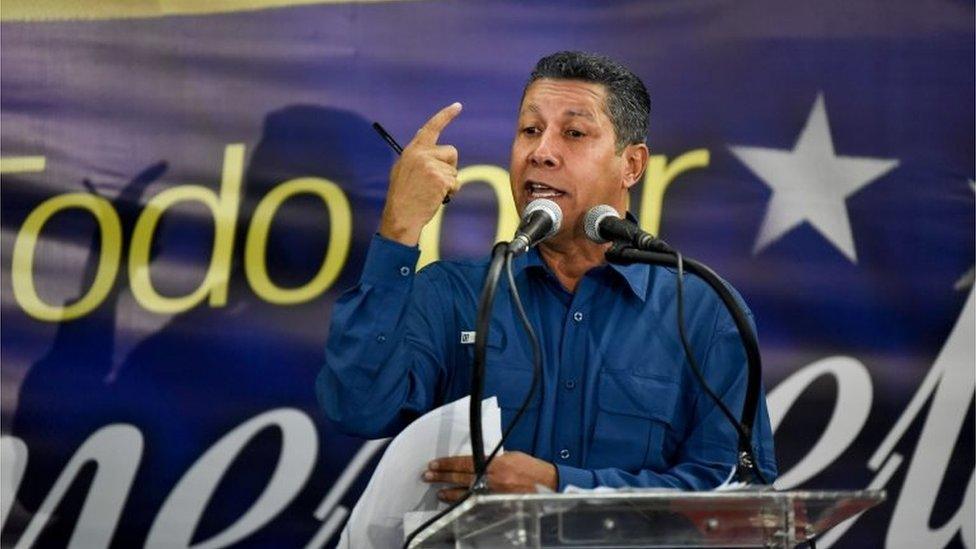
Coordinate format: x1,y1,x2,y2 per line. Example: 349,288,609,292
360,233,422,288
555,464,595,491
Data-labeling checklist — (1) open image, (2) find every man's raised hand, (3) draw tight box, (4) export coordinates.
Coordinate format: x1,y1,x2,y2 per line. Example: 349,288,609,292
379,102,463,246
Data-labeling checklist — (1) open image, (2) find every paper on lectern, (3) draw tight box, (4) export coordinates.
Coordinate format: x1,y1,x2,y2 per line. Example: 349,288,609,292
336,396,503,549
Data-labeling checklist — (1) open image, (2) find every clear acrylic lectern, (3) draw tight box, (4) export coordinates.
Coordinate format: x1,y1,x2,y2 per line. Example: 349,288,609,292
408,489,885,548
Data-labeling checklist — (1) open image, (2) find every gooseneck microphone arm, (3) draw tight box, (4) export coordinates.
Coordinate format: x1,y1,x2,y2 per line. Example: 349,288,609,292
404,239,544,548
406,201,559,547
469,241,508,489
585,204,766,484
605,243,767,485
472,198,560,486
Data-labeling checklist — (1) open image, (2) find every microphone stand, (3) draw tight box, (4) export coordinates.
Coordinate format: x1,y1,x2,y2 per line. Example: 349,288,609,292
605,243,766,484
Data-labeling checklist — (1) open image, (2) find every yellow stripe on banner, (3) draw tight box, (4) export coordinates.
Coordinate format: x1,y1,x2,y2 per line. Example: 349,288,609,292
0,0,419,22
0,157,46,174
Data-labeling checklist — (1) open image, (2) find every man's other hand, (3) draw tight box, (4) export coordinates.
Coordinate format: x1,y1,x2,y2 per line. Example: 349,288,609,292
422,451,558,502
379,102,462,247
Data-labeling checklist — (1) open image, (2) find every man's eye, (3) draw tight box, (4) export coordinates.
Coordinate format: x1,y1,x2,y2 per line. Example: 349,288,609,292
521,127,540,135
566,129,585,138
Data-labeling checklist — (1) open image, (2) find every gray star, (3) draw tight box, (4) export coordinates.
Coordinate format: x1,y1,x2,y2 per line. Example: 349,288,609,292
730,94,899,262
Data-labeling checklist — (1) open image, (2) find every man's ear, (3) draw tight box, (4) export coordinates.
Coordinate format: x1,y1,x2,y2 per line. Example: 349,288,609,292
622,143,649,189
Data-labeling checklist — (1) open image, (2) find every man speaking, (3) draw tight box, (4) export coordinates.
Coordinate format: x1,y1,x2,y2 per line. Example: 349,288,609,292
316,51,777,501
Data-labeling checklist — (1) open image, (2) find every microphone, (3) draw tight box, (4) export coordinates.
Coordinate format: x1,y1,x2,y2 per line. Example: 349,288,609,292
508,199,562,255
584,204,674,253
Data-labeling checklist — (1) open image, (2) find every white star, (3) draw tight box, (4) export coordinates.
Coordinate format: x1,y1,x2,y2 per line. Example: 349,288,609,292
730,94,899,262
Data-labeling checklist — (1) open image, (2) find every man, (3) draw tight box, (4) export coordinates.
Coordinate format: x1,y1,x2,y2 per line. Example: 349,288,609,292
317,51,777,502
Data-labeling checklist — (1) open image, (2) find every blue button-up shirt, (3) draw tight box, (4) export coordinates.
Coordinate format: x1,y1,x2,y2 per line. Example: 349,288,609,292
317,234,777,490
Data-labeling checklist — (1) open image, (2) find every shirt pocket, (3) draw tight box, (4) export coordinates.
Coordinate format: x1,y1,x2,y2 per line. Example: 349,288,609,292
586,371,679,472
462,322,515,365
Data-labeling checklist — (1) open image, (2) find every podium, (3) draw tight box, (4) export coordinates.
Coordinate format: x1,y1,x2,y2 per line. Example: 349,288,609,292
408,489,885,548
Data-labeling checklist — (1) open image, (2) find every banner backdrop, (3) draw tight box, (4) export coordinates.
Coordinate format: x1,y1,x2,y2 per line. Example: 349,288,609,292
1,1,973,547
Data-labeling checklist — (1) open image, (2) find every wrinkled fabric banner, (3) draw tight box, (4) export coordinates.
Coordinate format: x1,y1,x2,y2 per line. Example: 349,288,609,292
1,1,973,547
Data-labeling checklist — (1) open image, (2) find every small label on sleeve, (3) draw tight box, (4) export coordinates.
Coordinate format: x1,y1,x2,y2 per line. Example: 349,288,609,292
460,331,476,344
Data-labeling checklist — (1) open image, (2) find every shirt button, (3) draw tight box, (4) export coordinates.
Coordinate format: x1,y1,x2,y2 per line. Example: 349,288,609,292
376,333,386,343
559,449,570,460
565,380,576,390
573,311,583,322
399,266,411,276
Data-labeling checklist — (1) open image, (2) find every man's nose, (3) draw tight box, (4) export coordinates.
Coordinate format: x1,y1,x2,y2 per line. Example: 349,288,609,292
529,130,560,168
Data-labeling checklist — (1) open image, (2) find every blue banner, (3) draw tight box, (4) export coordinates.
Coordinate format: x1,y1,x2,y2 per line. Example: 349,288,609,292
1,1,973,547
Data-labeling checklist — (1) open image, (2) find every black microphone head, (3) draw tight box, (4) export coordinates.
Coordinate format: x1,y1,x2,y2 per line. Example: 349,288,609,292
524,198,563,238
583,204,619,244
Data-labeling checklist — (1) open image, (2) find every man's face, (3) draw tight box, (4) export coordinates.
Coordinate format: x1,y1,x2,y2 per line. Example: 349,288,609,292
509,78,639,240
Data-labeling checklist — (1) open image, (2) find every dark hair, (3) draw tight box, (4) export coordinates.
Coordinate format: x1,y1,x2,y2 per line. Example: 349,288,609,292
526,51,650,151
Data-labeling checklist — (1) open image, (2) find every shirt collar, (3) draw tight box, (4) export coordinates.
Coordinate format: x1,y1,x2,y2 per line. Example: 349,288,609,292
510,212,649,302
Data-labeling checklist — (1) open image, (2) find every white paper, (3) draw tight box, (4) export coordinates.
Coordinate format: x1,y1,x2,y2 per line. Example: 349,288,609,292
337,396,503,549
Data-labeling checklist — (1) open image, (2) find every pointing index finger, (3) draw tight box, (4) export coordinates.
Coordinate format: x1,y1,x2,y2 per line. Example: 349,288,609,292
412,102,463,146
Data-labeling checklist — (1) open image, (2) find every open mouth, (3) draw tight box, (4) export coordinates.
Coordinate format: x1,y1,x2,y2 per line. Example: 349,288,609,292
525,180,567,199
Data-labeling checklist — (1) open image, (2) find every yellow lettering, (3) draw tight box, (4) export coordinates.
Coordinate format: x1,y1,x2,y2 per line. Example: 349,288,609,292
129,144,243,314
417,165,519,269
12,193,121,321
639,149,710,235
0,156,46,174
245,177,352,304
